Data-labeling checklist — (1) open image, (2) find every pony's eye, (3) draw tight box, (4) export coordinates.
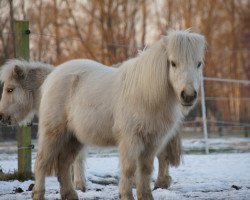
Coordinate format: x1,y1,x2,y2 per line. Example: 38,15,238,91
197,62,202,68
7,88,14,93
171,61,176,67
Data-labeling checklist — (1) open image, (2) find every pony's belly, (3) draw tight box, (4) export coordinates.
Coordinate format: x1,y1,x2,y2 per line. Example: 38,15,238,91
70,114,116,146
68,100,116,146
74,128,117,146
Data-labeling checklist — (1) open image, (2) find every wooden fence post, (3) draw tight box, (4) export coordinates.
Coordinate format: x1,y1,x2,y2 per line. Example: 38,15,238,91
14,20,32,180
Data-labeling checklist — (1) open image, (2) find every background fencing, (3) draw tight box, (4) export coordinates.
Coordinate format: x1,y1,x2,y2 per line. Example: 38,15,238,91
182,76,250,153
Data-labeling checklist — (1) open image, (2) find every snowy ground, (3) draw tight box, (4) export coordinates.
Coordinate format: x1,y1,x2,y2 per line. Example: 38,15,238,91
0,138,250,200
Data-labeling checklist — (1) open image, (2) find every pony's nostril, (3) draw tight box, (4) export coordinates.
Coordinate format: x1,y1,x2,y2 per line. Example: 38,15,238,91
181,90,197,104
194,91,197,99
0,113,3,121
181,90,185,100
7,117,11,125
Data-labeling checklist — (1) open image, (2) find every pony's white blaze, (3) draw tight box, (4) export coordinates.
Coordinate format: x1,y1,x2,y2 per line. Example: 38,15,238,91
33,29,206,200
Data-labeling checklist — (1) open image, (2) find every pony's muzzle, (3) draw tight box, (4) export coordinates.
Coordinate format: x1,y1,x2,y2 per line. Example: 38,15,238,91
180,90,197,106
0,113,12,125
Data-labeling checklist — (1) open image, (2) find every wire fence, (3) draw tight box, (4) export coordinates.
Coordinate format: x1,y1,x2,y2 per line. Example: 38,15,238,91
3,30,250,52
2,31,142,49
182,77,250,144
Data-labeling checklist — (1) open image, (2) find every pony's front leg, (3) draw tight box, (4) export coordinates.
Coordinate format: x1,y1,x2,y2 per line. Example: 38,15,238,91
154,152,172,189
73,147,86,192
118,141,136,200
154,133,181,189
136,150,154,200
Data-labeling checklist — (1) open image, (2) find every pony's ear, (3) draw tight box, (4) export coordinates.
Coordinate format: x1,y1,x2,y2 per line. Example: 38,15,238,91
24,68,48,90
13,65,24,79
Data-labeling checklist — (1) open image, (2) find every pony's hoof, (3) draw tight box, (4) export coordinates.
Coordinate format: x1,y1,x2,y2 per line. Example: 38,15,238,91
154,175,172,189
137,192,154,200
61,189,79,200
32,188,45,200
119,193,134,200
74,180,86,192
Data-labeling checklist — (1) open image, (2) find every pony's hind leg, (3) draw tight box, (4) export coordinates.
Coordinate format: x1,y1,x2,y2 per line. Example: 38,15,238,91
58,134,82,200
73,147,86,192
155,133,182,189
32,152,46,200
118,141,137,200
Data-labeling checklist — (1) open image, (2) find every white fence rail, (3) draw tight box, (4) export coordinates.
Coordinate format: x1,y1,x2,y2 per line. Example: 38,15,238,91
199,75,250,154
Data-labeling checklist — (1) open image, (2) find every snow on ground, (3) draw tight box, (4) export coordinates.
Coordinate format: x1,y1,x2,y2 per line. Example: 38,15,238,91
182,137,250,153
0,138,250,200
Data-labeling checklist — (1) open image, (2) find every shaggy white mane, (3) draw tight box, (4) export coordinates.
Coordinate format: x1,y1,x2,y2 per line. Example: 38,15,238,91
119,40,169,111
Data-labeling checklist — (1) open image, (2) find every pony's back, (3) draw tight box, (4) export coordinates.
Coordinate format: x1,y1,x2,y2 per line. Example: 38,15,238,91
42,59,116,93
39,59,118,146
57,59,115,75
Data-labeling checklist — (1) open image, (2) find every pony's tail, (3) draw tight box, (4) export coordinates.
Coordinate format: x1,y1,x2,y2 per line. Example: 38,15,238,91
34,146,60,177
41,133,82,177
35,131,62,177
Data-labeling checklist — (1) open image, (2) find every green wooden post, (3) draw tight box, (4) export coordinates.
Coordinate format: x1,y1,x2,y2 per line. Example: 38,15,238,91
14,20,32,180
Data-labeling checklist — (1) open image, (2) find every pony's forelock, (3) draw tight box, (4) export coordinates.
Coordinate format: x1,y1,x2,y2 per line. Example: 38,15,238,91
164,29,206,64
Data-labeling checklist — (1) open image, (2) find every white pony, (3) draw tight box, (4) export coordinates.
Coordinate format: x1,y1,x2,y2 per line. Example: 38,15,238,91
0,59,181,192
32,30,206,200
